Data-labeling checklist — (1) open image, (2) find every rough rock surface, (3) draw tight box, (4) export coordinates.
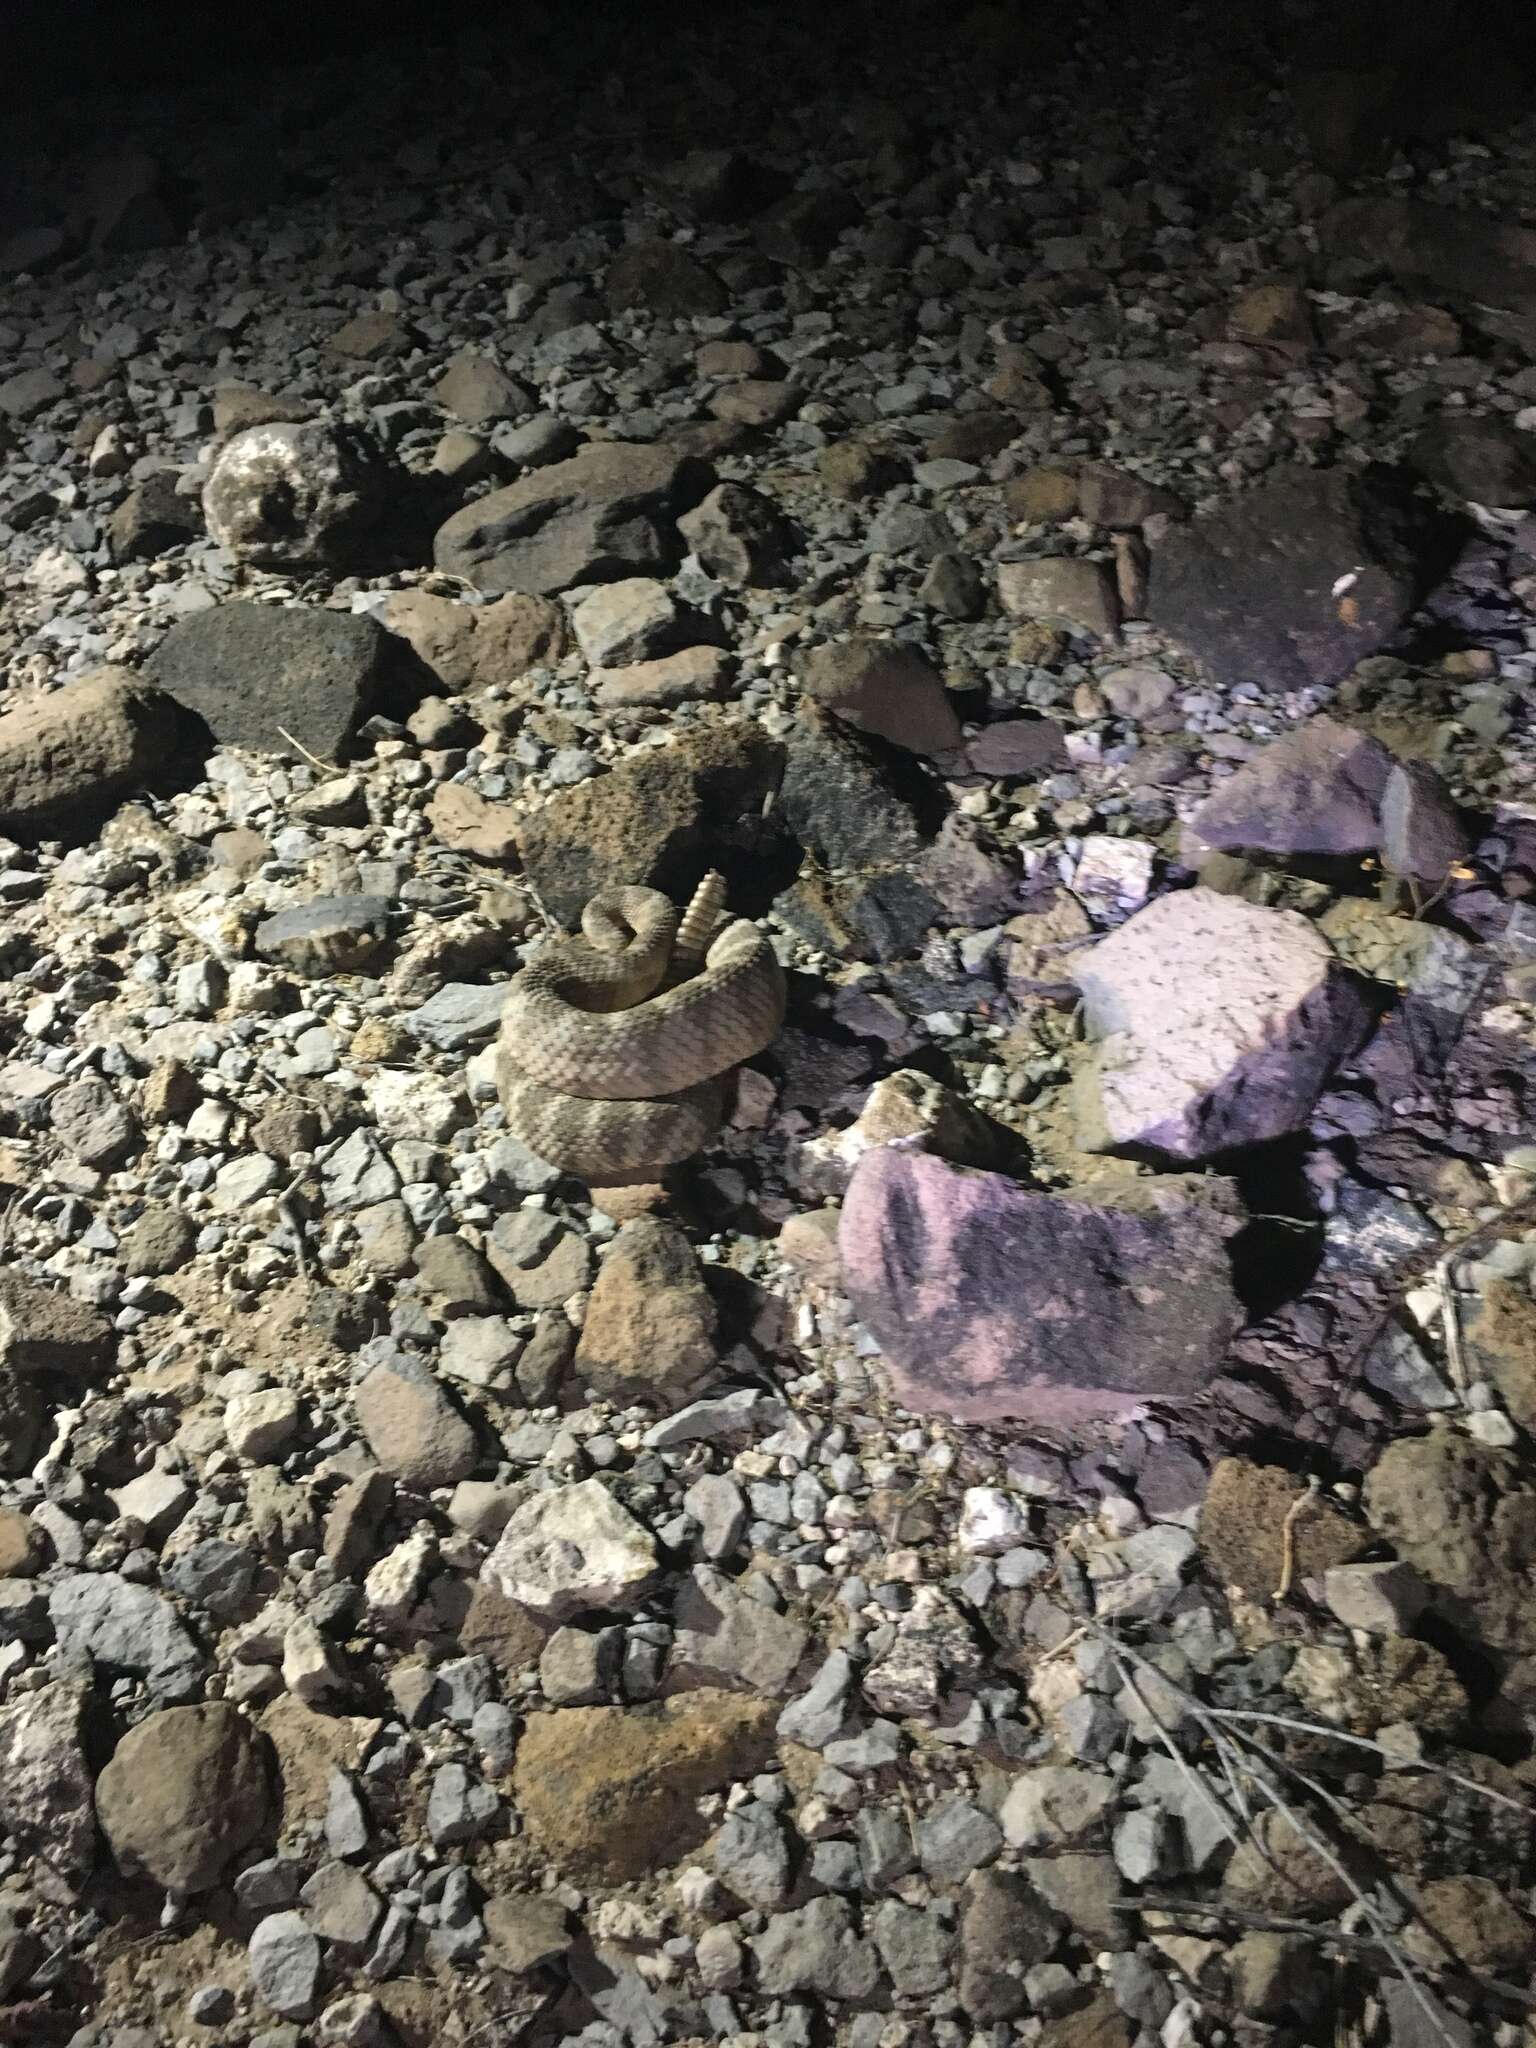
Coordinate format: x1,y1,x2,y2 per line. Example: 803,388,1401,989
433,439,713,595
840,1148,1246,1419
1185,717,1396,860
0,669,178,839
148,601,390,761
202,420,391,569
1071,888,1371,1159
1149,467,1420,690
96,1703,269,1893
511,1689,778,1881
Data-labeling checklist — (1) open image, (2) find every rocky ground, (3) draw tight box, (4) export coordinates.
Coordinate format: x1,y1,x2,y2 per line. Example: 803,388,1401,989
3,4,1536,2045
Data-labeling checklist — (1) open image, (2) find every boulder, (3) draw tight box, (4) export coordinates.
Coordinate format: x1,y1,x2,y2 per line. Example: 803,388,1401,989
97,1702,268,1893
1184,717,1394,861
0,668,178,840
839,1148,1245,1423
202,420,391,570
1070,888,1371,1160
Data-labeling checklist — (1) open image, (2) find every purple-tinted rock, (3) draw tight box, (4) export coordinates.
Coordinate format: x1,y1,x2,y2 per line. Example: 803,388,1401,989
1071,888,1371,1161
967,718,1070,780
839,1149,1245,1423
1149,468,1419,692
1378,759,1469,888
1184,717,1394,861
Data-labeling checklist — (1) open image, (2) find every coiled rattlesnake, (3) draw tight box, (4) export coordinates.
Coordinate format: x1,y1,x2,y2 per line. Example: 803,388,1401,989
495,872,787,1180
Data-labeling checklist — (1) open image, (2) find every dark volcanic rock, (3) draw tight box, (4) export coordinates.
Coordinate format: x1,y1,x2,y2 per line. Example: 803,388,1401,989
1320,196,1536,314
433,439,714,596
1148,467,1420,692
1411,417,1536,508
148,602,390,762
839,1148,1246,1423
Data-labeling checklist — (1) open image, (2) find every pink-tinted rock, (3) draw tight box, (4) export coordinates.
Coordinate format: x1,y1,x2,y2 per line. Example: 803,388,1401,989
1184,716,1394,861
1071,888,1371,1161
840,1149,1245,1423
801,637,963,756
967,718,1070,780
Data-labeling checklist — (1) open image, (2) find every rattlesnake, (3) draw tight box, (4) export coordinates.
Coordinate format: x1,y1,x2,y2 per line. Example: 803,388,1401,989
495,872,787,1181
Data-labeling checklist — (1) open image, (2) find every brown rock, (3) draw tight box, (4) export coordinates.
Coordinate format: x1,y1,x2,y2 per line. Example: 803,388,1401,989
1199,1457,1366,1597
448,1580,551,1677
1402,1876,1533,1971
0,1508,42,1577
353,1358,479,1490
470,592,571,686
212,383,312,435
0,668,178,841
1229,282,1316,347
1005,467,1079,523
997,557,1119,640
378,590,477,691
1222,1806,1366,1916
427,783,520,862
575,1220,717,1407
801,636,962,757
0,1273,113,1380
511,1690,777,1882
434,354,529,426
326,309,412,361
259,1696,381,1827
1038,1993,1132,2048
483,1893,576,1974
1077,463,1188,529
817,439,908,501
606,239,728,317
592,646,732,707
513,719,784,926
1468,1279,1536,1431
709,380,804,429
96,1702,268,1893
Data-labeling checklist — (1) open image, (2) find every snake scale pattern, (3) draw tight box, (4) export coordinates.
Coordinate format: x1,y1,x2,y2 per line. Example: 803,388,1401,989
495,872,787,1181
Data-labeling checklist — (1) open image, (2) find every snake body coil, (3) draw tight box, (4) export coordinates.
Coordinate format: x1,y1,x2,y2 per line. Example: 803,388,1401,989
495,875,786,1181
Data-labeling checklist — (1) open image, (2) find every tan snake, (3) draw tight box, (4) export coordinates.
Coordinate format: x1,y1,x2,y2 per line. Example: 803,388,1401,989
495,873,787,1181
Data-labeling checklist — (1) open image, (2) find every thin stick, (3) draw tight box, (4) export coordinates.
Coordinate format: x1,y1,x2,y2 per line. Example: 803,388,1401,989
1275,1475,1320,1601
274,725,335,775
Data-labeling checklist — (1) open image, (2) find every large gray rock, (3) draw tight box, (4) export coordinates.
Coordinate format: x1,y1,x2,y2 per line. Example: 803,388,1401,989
48,1572,205,1699
97,1702,269,1893
839,1148,1245,1423
433,439,713,596
1149,467,1420,691
203,420,391,569
148,601,390,762
0,668,178,840
1071,888,1370,1159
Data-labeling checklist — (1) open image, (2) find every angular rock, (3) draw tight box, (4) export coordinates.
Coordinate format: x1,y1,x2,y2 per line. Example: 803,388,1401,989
511,1689,776,1881
108,471,203,561
149,601,390,762
0,1272,113,1379
377,589,477,691
605,236,728,314
255,895,392,978
839,1148,1245,1423
433,439,712,596
1071,889,1370,1159
97,1702,268,1893
958,1868,1061,2022
1321,196,1536,317
1149,467,1420,691
483,1893,574,1974
352,1356,478,1491
249,1911,321,2020
669,1565,809,1694
0,668,178,840
575,1220,717,1407
968,716,1069,780
48,1572,205,1699
482,1478,659,1619
1186,716,1394,860
471,591,572,685
997,557,1119,639
750,1897,881,2002
1378,758,1469,888
203,421,391,570
677,481,796,585
435,353,531,426
514,720,784,926
592,646,732,706
0,1681,95,1880
801,637,962,756
571,577,686,667
1412,416,1536,508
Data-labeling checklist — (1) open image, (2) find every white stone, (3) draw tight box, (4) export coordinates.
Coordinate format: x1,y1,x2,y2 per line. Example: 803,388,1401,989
226,1388,302,1462
956,1486,1032,1555
482,1478,658,1620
